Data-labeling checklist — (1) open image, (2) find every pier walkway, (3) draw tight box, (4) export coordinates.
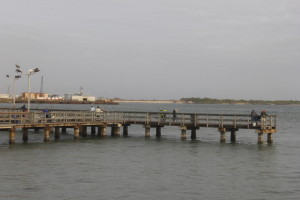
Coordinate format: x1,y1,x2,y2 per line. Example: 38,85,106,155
0,110,276,144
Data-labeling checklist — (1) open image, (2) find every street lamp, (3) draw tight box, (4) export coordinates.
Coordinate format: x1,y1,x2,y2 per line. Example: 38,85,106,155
13,75,21,107
15,65,40,111
6,75,10,97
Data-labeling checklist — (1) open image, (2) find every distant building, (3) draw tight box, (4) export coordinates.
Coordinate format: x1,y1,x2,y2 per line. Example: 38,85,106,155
22,92,49,100
0,94,10,99
64,93,96,102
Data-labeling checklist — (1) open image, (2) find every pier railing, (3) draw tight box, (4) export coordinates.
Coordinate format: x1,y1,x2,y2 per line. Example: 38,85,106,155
0,111,276,130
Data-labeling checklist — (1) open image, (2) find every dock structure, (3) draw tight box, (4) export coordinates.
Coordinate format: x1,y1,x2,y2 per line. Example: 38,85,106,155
0,110,276,144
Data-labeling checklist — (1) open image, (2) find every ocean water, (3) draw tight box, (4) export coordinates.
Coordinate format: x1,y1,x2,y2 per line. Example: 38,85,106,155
0,103,299,200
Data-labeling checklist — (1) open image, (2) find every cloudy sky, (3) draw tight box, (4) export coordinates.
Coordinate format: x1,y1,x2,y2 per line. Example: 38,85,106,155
1,0,299,100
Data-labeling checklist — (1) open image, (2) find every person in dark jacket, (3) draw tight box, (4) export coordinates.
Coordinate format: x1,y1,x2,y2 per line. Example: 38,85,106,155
250,110,258,122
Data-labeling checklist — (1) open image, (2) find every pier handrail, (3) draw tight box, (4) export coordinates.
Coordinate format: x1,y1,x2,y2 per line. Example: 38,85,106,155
0,110,276,130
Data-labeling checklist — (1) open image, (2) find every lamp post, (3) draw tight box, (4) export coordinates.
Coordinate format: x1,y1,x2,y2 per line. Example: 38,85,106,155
6,75,10,97
13,75,21,107
15,65,40,111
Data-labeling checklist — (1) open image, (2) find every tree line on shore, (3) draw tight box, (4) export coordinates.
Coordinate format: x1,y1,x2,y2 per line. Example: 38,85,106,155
180,97,300,105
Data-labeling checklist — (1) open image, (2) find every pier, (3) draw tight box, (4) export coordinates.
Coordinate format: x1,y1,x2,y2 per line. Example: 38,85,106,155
0,110,276,144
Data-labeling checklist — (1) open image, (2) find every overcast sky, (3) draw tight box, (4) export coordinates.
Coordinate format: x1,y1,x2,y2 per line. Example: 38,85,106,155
1,0,300,100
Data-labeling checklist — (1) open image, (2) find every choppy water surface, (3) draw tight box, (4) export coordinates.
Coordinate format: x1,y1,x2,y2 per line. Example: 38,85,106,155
1,103,300,200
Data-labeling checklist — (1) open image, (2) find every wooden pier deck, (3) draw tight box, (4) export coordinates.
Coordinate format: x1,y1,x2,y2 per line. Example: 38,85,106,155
0,110,276,144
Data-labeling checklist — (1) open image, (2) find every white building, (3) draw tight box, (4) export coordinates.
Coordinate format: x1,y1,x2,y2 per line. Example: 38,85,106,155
64,94,96,102
0,94,10,99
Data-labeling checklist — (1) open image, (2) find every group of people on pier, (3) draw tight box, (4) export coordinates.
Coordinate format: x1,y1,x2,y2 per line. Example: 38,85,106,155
251,109,267,125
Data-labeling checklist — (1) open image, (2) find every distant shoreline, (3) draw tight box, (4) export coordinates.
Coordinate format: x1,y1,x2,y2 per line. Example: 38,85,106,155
114,99,300,105
1,98,300,105
114,100,185,104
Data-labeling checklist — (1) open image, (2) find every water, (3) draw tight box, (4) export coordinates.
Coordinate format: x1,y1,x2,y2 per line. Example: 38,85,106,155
1,103,300,200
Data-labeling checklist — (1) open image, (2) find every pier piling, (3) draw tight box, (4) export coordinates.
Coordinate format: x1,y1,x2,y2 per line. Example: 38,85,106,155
55,127,60,140
62,127,67,133
22,128,29,142
144,125,151,137
44,126,50,142
111,124,121,136
267,133,273,144
98,126,107,137
74,126,80,139
156,126,162,138
181,126,187,139
91,126,96,135
219,128,226,143
123,125,129,136
191,128,197,140
257,132,264,144
9,127,16,144
230,129,237,143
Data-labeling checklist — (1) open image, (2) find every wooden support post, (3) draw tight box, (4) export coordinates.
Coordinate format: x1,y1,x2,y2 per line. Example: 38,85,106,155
98,126,107,137
219,128,226,143
62,127,67,133
181,127,187,139
156,126,161,138
256,129,276,144
144,125,151,137
44,126,50,142
267,133,273,144
257,132,263,144
230,129,236,143
79,126,84,136
191,128,196,140
91,126,96,136
81,126,87,137
111,124,121,136
9,127,16,144
74,126,80,139
22,128,29,142
123,125,129,136
55,127,60,140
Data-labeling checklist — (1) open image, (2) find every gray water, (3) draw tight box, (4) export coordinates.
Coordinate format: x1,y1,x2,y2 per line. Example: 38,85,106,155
0,103,300,200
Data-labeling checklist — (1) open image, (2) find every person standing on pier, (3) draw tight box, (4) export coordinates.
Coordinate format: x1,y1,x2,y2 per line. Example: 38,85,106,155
250,110,258,122
90,105,95,112
95,106,103,118
173,109,177,121
260,110,268,125
20,104,27,112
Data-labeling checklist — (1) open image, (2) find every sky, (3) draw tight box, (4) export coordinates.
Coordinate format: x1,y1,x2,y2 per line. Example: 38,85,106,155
0,0,300,100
